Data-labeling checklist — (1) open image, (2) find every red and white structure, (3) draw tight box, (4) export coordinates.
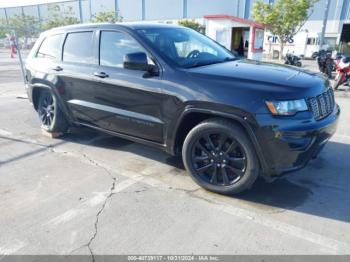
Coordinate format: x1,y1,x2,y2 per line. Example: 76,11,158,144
204,14,265,60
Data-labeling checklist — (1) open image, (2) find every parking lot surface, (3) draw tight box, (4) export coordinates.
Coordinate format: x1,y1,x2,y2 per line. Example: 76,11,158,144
0,50,350,256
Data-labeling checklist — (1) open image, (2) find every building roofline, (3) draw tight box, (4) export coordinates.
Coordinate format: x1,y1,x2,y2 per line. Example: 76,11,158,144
0,0,72,9
204,14,265,29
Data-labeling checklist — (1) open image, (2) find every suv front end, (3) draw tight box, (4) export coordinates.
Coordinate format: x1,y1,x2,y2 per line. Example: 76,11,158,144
255,87,340,176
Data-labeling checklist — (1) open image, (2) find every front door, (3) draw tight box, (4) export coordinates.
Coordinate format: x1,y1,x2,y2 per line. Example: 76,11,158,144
89,30,165,143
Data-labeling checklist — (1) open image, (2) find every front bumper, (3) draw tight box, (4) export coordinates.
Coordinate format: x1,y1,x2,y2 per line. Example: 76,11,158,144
254,104,340,176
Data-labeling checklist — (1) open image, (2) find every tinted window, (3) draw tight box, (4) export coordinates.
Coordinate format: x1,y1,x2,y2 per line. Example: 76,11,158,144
36,34,63,60
100,31,145,68
137,28,235,68
63,32,93,63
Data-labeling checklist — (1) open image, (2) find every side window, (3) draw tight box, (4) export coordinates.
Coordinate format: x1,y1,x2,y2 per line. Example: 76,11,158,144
36,34,63,60
63,32,93,64
100,31,147,68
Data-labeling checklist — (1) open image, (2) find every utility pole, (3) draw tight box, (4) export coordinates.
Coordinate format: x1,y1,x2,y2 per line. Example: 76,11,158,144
13,29,26,85
37,5,42,28
78,0,83,22
4,8,8,24
142,0,145,20
319,0,331,50
89,0,92,20
183,0,187,19
114,0,118,20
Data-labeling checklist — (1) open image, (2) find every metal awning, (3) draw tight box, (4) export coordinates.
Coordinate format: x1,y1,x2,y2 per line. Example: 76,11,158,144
204,14,265,29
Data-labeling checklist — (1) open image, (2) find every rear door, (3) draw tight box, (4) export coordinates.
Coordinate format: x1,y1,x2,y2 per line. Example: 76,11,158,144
89,30,165,143
26,33,65,87
59,30,97,124
27,33,64,74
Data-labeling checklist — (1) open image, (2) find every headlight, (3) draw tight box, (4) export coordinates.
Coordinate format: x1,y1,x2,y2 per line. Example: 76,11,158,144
266,99,308,116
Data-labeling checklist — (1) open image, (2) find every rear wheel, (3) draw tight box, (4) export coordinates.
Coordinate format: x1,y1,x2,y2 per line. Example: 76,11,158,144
325,65,333,78
182,118,259,195
37,89,69,133
334,74,344,90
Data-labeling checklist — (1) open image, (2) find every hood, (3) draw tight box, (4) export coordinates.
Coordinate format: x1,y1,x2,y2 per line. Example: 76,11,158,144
186,59,328,91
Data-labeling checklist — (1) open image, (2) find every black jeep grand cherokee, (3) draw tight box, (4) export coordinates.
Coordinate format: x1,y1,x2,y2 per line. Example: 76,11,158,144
25,23,340,194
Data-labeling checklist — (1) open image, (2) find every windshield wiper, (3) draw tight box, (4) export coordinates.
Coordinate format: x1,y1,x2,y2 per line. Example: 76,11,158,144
185,61,220,68
223,57,237,62
185,57,237,69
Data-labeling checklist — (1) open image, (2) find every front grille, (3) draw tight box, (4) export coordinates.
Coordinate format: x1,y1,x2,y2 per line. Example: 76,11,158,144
308,88,335,121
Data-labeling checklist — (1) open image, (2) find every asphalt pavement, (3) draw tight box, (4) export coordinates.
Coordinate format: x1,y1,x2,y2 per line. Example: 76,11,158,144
0,49,350,257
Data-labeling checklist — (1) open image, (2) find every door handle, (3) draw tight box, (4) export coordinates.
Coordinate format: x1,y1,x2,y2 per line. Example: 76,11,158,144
94,72,109,78
52,66,63,71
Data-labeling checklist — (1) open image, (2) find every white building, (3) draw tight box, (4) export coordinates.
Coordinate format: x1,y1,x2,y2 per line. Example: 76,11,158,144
1,0,350,58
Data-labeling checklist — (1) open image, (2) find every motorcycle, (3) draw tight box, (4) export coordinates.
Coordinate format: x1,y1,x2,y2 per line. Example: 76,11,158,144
311,51,319,59
334,56,350,90
317,50,334,79
284,53,302,67
334,53,344,65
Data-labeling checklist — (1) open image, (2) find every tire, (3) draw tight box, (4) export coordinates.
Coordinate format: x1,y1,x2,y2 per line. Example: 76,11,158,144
326,65,333,79
296,62,302,67
182,118,259,195
37,89,69,133
333,73,344,90
333,78,343,90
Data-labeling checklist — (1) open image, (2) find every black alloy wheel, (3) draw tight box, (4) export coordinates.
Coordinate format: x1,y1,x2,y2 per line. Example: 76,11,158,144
38,91,55,129
37,89,69,133
182,118,259,195
191,133,247,186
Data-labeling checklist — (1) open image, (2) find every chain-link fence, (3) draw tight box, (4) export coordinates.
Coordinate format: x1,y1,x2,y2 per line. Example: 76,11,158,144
0,25,26,85
0,0,176,88
0,0,121,51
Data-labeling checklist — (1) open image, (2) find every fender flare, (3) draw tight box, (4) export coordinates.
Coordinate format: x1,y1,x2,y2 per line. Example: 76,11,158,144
168,107,270,175
30,83,75,124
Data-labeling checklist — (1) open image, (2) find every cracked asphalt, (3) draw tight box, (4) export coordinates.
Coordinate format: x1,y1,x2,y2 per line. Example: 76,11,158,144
1,49,350,256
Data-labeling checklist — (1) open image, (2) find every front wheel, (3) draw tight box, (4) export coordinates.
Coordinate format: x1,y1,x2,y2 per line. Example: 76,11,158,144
37,89,69,133
182,118,259,195
296,61,302,67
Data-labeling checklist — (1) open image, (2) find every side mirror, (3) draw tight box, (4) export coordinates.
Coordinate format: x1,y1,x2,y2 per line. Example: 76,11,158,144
123,52,149,71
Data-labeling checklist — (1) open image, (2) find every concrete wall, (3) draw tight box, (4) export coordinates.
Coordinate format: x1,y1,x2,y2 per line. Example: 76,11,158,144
1,0,349,36
145,0,183,20
119,0,143,21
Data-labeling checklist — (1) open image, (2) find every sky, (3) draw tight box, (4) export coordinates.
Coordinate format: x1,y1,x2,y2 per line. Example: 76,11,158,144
0,0,68,8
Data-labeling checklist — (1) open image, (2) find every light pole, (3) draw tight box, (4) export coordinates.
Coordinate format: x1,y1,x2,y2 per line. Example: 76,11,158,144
14,30,26,85
1,26,27,85
319,0,331,50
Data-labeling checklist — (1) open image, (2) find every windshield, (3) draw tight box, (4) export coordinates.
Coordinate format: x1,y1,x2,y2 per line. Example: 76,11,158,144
136,27,236,68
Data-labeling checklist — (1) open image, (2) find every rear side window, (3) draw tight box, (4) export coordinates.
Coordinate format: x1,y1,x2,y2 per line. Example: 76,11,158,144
36,34,63,60
63,32,93,64
100,31,145,68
